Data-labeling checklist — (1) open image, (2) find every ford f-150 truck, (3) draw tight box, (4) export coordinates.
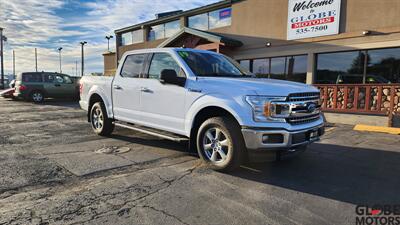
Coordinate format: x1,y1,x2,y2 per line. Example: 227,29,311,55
79,48,324,171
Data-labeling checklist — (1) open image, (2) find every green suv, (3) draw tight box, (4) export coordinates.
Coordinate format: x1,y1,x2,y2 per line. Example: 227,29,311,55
13,72,80,103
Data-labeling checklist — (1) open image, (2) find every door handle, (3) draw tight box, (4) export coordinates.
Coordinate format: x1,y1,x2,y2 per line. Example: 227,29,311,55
113,85,122,90
55,84,61,87
140,87,152,93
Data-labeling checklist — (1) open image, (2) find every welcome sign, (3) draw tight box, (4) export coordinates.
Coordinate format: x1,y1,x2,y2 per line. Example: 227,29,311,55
287,0,341,40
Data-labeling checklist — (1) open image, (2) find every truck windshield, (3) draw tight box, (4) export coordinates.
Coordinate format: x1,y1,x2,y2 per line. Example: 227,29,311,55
178,51,251,77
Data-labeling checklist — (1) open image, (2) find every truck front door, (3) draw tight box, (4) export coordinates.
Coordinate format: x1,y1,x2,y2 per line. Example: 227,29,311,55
139,52,186,134
112,53,146,123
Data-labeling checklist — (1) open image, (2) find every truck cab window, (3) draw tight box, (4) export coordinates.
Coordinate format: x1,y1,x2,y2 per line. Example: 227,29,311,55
120,54,146,78
148,53,181,79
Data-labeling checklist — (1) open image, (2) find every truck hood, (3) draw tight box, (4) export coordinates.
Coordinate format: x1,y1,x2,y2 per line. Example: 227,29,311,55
197,77,319,96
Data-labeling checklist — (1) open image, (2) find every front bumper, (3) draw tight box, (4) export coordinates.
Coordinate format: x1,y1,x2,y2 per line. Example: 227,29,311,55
241,123,325,150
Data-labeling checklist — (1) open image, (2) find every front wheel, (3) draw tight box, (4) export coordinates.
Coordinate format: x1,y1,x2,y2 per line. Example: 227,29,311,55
196,117,245,172
90,102,114,136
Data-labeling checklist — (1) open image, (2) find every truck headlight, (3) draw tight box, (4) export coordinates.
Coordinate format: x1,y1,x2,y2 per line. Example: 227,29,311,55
245,96,287,122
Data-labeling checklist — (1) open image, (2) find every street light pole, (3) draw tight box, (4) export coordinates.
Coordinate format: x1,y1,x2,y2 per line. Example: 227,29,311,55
0,27,4,89
13,50,15,77
105,35,113,52
80,41,87,76
58,47,62,73
35,48,38,72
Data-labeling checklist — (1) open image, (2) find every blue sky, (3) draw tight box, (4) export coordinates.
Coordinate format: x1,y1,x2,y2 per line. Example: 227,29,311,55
0,0,220,76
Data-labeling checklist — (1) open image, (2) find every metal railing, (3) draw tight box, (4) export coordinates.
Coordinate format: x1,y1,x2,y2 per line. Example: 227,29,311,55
314,84,400,115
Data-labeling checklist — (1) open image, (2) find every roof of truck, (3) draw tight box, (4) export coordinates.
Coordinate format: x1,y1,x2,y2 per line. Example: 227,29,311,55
122,47,220,57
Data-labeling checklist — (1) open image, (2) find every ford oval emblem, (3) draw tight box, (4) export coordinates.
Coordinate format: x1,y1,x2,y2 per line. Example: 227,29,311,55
307,103,317,113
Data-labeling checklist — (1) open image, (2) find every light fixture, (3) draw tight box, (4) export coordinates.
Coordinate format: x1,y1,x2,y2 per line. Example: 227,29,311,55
362,30,371,36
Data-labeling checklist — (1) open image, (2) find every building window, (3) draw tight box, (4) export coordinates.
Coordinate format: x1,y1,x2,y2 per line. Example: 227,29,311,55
121,32,133,46
270,57,287,80
366,48,400,84
287,55,307,83
132,29,144,44
252,58,269,78
209,8,232,29
239,60,251,72
165,20,181,38
316,48,400,84
188,7,232,30
121,29,144,46
148,20,181,41
316,51,363,84
148,24,165,41
188,13,208,30
241,55,307,83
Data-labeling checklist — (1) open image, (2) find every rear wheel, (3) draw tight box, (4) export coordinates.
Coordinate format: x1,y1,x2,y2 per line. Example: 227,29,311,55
90,102,114,136
31,91,44,103
196,117,245,172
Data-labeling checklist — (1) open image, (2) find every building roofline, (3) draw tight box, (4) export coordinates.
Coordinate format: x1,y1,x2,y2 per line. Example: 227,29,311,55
114,0,243,34
157,27,243,47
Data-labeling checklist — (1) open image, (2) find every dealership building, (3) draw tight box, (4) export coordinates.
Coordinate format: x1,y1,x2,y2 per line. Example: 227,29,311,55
104,0,400,126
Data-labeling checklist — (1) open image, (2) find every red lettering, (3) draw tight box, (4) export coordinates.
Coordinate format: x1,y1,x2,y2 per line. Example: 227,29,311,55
291,16,334,29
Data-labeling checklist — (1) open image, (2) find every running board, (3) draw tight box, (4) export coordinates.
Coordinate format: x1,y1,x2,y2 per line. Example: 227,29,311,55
113,122,189,142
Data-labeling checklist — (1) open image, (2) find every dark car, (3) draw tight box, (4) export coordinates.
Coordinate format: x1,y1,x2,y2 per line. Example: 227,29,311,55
13,72,80,103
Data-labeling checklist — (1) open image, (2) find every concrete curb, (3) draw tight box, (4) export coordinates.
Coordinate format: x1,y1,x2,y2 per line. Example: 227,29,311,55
354,124,400,135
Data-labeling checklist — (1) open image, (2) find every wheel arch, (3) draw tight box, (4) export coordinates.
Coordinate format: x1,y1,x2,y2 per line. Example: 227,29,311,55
87,93,111,122
189,106,241,141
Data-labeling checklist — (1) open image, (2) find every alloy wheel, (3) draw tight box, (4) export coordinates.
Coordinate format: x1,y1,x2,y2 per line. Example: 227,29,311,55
202,127,230,163
92,106,104,130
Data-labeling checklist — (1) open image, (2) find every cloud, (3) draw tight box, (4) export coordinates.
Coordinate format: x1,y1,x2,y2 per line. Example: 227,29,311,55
0,0,221,76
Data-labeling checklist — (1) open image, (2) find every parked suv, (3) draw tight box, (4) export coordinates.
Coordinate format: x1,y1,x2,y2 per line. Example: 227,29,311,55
80,48,324,171
14,72,79,103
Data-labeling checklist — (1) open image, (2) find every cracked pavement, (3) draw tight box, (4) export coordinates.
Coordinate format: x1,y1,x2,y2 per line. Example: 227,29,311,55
0,98,400,225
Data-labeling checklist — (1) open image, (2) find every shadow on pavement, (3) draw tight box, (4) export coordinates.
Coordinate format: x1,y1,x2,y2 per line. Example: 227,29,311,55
41,99,80,108
232,143,400,205
109,133,193,153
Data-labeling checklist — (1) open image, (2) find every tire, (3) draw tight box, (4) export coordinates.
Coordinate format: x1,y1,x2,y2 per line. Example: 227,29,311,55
196,116,245,172
90,102,114,136
30,91,44,103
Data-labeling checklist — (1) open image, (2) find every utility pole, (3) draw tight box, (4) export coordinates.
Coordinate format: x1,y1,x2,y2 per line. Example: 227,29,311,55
105,35,113,52
58,47,62,73
0,27,4,89
80,41,87,76
12,50,15,77
35,48,38,72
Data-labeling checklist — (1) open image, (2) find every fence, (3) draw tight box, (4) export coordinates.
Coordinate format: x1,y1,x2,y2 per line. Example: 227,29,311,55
314,84,400,115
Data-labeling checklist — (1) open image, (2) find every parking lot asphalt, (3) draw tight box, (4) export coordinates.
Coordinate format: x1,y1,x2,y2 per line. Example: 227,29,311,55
0,97,399,225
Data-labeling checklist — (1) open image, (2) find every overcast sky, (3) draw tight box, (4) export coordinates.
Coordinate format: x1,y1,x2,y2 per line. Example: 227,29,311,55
0,0,220,76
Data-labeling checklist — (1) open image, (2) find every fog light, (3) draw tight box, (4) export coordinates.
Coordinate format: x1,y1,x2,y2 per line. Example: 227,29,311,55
262,135,269,143
262,134,284,144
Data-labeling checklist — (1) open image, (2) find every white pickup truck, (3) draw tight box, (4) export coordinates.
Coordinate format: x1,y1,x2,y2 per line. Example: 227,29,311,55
79,48,324,171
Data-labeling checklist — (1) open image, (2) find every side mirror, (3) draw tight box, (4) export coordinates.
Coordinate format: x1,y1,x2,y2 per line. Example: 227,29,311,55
160,69,186,86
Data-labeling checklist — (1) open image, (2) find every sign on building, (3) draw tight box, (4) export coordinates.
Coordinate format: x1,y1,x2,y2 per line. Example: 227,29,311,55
287,0,341,40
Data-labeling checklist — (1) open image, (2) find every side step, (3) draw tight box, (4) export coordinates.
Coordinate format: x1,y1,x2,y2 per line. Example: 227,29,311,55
113,122,189,142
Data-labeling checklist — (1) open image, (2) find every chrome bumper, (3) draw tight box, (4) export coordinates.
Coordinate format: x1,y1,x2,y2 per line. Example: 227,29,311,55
241,124,325,150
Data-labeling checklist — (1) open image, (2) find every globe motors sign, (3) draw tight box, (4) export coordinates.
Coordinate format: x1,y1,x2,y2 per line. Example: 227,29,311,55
287,0,341,40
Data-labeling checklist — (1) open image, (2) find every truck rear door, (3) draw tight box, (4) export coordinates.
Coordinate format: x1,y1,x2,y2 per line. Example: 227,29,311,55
112,53,147,123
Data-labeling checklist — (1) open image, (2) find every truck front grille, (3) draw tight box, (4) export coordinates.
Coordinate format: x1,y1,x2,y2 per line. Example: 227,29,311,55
287,92,320,102
285,92,321,125
286,114,321,125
